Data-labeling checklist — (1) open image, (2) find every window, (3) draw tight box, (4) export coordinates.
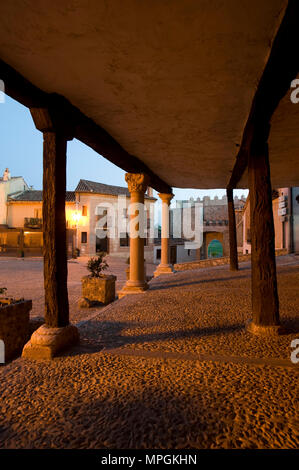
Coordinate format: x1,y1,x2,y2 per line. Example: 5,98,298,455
96,209,108,229
119,232,129,247
156,249,161,260
82,205,87,217
81,232,87,244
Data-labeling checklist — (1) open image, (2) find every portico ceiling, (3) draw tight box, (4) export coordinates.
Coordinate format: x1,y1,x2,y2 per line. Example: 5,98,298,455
0,0,297,189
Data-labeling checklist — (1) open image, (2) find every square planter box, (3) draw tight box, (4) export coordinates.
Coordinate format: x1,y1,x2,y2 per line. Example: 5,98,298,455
81,275,116,306
0,299,32,361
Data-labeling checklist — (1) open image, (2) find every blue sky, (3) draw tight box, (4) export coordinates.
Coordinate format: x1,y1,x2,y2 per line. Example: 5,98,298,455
0,95,248,202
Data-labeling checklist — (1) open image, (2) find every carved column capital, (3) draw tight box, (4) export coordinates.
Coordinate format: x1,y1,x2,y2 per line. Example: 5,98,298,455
125,173,150,194
158,193,174,205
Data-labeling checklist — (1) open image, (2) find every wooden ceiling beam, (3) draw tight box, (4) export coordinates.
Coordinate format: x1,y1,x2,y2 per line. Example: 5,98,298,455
0,59,172,194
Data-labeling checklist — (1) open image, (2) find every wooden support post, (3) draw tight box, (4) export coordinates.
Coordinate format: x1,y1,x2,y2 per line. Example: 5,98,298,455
227,188,238,271
247,141,282,335
43,132,69,327
22,106,79,359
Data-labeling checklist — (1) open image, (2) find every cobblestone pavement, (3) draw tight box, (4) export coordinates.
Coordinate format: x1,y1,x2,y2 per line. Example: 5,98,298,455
0,255,298,449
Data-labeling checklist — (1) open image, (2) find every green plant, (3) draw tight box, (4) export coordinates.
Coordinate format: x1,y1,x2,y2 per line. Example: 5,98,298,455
87,252,108,278
0,287,7,295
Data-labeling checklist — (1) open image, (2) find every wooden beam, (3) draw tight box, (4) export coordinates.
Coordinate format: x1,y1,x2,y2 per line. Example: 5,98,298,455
43,129,70,328
0,59,171,194
228,0,299,190
226,188,238,271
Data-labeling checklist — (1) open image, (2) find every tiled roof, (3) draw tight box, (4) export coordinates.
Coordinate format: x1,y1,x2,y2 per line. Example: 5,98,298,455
8,190,76,202
75,179,156,199
65,191,76,202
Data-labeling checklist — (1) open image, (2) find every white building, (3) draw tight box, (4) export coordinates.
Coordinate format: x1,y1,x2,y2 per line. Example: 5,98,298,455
0,169,28,225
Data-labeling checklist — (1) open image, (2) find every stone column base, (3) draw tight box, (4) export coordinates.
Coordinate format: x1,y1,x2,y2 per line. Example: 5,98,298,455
118,281,149,299
154,264,174,277
22,324,79,360
246,320,288,336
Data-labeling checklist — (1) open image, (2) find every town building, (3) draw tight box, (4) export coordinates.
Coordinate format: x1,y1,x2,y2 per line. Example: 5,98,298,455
168,194,246,262
0,170,157,260
242,188,299,254
0,168,29,225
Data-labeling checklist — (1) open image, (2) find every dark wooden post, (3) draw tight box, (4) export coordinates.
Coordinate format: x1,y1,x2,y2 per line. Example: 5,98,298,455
227,188,238,271
22,105,79,359
42,131,69,327
248,141,280,328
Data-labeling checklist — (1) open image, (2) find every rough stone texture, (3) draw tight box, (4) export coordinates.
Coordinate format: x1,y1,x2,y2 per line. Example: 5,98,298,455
0,300,32,360
22,324,79,360
175,249,287,271
81,275,116,305
0,255,298,448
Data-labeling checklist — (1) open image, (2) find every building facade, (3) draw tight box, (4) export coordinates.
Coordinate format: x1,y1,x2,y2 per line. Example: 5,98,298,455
242,188,299,254
169,195,246,261
0,172,157,260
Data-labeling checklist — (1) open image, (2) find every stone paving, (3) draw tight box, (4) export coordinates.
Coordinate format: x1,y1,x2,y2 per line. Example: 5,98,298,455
0,255,298,449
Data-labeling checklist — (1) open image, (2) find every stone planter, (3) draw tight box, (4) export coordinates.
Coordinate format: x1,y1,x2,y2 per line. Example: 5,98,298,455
79,275,116,307
0,299,32,361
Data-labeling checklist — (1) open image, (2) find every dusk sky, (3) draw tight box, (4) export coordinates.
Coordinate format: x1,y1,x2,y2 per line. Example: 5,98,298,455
0,95,248,203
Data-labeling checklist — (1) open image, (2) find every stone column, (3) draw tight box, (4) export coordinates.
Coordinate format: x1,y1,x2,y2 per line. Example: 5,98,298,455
227,188,238,271
247,141,284,336
22,106,79,359
119,173,150,298
154,193,174,277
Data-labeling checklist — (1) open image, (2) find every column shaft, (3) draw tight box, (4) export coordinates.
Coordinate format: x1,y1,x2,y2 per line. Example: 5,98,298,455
118,173,149,297
129,190,146,285
154,193,174,277
161,200,170,265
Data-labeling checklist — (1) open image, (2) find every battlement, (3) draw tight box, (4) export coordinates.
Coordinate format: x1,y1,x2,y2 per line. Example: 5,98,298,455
176,194,246,208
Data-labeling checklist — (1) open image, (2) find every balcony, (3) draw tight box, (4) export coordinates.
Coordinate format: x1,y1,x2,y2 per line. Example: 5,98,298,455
24,217,42,229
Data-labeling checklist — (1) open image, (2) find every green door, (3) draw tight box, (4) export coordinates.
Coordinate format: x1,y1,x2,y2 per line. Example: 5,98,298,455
207,239,223,258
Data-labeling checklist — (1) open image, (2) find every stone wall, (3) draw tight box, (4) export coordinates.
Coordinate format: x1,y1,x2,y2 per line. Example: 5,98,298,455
0,300,32,361
174,249,288,271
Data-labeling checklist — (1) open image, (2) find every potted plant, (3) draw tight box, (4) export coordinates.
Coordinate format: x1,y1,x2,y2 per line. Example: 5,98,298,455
73,247,80,259
0,287,32,361
79,252,116,307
